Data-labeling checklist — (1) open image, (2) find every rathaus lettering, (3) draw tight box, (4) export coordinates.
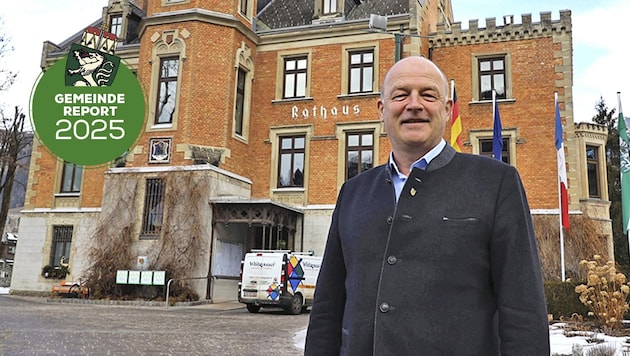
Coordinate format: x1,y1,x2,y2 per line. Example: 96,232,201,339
292,105,360,120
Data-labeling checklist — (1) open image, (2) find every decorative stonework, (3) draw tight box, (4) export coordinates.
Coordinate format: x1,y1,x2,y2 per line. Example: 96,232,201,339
575,122,608,141
189,145,223,166
148,138,172,163
179,144,230,166
429,11,572,47
53,196,80,209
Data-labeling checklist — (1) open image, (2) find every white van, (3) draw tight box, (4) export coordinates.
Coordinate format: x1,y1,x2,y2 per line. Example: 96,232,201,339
238,250,322,314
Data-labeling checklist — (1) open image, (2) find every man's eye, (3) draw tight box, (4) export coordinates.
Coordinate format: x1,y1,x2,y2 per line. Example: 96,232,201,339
392,94,407,101
423,94,438,102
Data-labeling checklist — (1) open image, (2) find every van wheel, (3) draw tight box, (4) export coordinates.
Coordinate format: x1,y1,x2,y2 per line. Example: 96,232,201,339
286,294,303,315
246,304,261,313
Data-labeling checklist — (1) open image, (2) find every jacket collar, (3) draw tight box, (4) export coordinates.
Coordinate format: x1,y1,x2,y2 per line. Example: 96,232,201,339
384,144,457,179
425,144,456,172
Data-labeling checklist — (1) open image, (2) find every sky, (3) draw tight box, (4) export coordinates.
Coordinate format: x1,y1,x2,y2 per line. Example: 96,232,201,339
0,0,628,125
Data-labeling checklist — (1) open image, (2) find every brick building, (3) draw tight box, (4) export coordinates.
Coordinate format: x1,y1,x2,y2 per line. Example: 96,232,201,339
11,0,611,300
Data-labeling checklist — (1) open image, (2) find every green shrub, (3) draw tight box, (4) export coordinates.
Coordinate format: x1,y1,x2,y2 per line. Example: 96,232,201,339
545,280,589,320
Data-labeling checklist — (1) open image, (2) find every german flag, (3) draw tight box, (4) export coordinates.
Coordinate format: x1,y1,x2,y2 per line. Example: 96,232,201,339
450,80,463,152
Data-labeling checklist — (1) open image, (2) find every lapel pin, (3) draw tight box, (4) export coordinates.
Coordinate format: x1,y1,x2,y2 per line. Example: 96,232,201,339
410,188,417,197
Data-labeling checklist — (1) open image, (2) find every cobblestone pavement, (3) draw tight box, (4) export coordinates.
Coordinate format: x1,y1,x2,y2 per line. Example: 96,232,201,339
0,295,309,355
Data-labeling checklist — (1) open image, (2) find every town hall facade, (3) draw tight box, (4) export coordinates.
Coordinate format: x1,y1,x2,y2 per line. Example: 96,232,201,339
11,0,611,301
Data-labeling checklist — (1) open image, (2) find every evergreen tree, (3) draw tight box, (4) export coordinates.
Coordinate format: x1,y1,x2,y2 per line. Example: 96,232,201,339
592,96,629,268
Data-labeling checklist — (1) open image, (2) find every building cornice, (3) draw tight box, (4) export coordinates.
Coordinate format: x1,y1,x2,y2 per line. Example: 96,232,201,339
138,8,259,44
257,14,410,46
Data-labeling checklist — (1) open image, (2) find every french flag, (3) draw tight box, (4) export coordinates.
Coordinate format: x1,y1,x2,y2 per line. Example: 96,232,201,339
555,93,570,230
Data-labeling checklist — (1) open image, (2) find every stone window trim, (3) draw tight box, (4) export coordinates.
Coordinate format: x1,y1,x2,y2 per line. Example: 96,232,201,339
147,29,188,133
154,56,179,126
282,57,308,99
59,162,83,194
233,42,254,142
103,0,131,42
340,43,380,97
345,131,375,179
335,121,382,188
467,127,520,166
471,52,513,102
275,49,313,101
109,14,123,39
238,0,254,21
269,125,313,193
583,142,606,200
277,135,306,188
348,50,374,94
162,0,190,5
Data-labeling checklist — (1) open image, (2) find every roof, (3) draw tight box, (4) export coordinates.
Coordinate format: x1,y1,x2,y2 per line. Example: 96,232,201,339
44,2,145,56
256,0,410,30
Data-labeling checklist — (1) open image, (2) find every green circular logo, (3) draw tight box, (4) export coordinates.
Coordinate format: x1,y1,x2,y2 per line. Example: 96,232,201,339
30,55,145,167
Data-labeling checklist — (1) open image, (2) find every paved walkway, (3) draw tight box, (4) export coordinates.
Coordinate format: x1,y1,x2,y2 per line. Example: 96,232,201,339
0,294,308,355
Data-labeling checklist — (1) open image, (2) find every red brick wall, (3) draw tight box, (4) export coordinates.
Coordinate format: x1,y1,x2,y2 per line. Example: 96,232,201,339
27,150,106,209
248,40,399,203
146,0,238,17
432,37,561,209
135,21,256,171
29,2,563,213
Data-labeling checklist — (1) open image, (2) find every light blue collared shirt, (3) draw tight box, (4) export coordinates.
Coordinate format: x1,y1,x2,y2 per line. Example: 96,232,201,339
389,139,446,202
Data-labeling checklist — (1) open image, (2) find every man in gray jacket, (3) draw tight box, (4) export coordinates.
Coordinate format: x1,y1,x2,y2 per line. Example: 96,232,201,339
304,56,550,355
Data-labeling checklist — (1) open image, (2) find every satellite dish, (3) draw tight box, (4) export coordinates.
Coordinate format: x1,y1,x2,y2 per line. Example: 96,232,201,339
369,14,388,31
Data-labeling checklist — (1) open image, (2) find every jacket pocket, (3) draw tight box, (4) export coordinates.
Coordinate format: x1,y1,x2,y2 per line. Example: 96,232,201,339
441,216,480,226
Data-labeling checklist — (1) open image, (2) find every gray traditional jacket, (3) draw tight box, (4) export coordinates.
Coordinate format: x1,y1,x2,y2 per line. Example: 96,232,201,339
304,145,550,355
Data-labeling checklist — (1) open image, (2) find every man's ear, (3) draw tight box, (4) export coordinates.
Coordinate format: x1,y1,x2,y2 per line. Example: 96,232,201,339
445,99,453,121
377,98,384,122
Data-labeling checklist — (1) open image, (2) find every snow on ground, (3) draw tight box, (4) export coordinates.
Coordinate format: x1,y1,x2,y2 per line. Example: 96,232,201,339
293,323,630,355
549,323,629,355
293,328,306,350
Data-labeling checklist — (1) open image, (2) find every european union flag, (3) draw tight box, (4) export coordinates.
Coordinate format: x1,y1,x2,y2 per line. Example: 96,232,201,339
492,92,503,161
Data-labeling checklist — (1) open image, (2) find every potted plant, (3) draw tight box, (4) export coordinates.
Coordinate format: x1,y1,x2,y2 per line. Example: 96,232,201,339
42,264,69,279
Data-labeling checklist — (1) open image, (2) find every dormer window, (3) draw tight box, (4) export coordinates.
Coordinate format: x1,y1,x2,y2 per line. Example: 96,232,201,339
323,0,337,14
109,15,123,38
313,0,344,21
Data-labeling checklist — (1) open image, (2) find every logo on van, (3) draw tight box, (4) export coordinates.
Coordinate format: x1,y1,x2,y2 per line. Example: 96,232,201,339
267,282,280,301
250,261,276,268
302,261,321,269
288,256,306,292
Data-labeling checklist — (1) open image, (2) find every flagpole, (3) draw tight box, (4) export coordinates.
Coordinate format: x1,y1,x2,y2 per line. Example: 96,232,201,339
619,91,630,258
492,89,496,121
556,92,566,282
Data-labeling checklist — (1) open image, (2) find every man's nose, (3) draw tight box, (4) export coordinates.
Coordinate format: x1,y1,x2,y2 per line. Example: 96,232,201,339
406,92,424,110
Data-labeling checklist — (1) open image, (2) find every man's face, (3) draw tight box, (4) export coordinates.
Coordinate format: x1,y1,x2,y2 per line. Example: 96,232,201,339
378,57,452,159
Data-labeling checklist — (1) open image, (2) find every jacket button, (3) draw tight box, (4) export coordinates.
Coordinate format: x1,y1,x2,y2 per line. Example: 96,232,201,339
386,216,393,224
379,303,390,313
387,256,397,265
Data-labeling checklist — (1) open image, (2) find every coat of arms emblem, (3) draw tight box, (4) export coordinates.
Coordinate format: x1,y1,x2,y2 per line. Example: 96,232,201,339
65,26,120,87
